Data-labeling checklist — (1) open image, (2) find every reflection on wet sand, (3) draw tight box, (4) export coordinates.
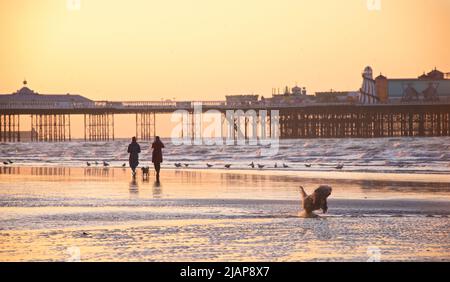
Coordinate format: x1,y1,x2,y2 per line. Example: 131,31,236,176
222,173,450,194
1,166,450,199
0,166,71,176
129,178,139,198
152,181,162,199
127,175,163,199
1,166,449,261
84,167,114,177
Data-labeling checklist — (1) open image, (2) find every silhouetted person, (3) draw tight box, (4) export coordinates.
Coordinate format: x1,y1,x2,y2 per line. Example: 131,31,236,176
127,136,141,177
151,136,165,182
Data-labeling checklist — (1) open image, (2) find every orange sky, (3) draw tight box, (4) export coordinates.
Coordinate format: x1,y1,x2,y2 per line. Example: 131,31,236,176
1,0,449,137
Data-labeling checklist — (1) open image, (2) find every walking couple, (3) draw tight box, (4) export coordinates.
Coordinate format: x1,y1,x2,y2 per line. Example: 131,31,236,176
127,136,165,182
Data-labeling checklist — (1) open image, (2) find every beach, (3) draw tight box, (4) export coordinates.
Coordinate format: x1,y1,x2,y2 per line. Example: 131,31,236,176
0,166,449,261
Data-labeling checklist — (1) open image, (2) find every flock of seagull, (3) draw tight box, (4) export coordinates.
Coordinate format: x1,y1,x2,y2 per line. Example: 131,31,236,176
173,161,345,170
85,161,127,168
2,159,344,170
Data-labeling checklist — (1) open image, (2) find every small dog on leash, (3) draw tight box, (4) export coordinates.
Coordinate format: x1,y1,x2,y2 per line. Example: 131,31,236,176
299,185,332,218
141,166,150,180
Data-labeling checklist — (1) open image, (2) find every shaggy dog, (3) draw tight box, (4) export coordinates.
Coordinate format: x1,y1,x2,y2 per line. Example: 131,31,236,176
141,166,150,180
299,185,332,218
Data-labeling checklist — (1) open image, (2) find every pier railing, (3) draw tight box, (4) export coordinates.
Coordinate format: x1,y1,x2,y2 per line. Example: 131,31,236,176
1,99,450,110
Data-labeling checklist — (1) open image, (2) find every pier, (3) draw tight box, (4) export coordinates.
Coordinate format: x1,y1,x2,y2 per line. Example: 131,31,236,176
278,103,450,138
1,101,450,142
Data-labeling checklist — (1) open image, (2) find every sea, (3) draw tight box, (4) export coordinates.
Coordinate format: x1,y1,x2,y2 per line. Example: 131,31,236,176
1,137,449,174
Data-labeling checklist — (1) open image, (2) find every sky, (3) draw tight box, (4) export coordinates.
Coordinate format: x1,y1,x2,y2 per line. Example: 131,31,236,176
0,0,449,137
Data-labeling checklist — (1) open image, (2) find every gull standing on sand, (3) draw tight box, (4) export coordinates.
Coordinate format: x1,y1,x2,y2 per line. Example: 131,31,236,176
127,136,141,177
335,163,344,169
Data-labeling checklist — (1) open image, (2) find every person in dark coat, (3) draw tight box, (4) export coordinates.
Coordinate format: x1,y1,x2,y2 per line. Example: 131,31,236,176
151,136,165,182
127,136,141,176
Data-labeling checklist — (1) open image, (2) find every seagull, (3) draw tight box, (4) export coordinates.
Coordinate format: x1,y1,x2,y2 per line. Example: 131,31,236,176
7,159,13,164
206,163,213,168
174,163,182,168
248,162,255,168
283,163,289,168
3,161,8,165
335,163,344,170
274,163,278,168
94,161,99,166
103,161,110,167
122,163,126,167
224,164,231,169
184,163,189,167
304,164,312,168
86,162,91,167
257,164,265,169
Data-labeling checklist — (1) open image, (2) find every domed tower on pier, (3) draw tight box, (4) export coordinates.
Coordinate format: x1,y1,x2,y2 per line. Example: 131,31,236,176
359,66,379,104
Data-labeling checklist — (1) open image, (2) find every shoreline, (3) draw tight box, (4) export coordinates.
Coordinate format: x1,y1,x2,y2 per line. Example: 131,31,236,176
2,164,450,183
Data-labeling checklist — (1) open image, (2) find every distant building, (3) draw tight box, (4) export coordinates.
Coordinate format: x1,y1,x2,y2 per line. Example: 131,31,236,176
267,85,312,105
315,91,359,103
376,68,450,103
225,94,259,106
271,85,307,97
0,80,94,108
418,68,445,80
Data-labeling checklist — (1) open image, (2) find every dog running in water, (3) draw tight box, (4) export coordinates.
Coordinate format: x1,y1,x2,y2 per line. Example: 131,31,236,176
141,166,150,180
299,185,332,218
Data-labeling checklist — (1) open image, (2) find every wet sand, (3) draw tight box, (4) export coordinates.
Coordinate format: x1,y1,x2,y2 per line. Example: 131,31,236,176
0,166,449,261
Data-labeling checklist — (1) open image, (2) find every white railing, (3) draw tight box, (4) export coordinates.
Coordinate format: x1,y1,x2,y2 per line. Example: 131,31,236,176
1,99,450,110
0,102,96,109
119,101,177,107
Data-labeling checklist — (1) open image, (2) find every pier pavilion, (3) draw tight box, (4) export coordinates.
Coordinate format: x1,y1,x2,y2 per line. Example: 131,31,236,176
0,81,93,142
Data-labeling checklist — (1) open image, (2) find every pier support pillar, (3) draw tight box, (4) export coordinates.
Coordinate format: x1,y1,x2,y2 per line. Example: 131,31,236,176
84,113,114,141
136,112,156,141
177,110,201,141
31,114,70,142
0,114,20,142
